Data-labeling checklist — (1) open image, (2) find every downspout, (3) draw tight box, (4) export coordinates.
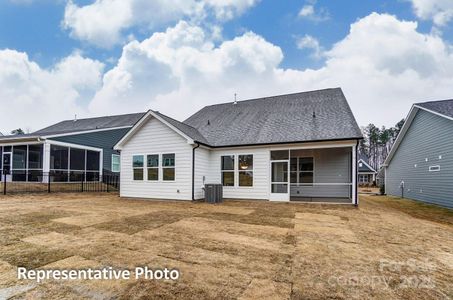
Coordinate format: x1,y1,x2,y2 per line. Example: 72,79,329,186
192,143,200,201
355,139,359,206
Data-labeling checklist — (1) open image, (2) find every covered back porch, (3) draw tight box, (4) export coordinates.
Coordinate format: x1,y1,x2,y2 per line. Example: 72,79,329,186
269,142,358,204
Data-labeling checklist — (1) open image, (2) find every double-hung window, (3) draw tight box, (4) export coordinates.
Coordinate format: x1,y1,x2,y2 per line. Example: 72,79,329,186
132,155,144,180
238,155,253,186
147,154,159,181
221,155,235,186
162,154,175,181
112,154,120,173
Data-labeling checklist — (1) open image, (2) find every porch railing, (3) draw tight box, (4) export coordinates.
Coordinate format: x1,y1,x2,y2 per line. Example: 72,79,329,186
0,171,119,195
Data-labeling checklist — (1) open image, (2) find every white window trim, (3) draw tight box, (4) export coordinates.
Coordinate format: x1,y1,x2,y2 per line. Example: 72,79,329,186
221,154,254,188
238,154,254,188
111,154,120,173
132,154,145,181
221,154,235,187
162,153,176,181
146,154,159,181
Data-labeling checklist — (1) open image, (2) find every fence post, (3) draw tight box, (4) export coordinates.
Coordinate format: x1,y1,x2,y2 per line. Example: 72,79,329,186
48,173,51,193
3,172,6,195
81,178,84,193
106,175,109,193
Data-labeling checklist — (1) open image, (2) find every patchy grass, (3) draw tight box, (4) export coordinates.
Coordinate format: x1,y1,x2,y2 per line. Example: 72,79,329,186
362,194,453,226
0,193,451,299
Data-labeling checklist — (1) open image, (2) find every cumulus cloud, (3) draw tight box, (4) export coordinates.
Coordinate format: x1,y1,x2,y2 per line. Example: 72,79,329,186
298,0,329,22
409,0,453,26
3,12,453,133
63,0,259,48
0,50,104,134
296,34,323,59
89,13,453,128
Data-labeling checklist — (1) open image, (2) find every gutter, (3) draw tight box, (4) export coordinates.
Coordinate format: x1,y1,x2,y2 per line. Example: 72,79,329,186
191,143,200,201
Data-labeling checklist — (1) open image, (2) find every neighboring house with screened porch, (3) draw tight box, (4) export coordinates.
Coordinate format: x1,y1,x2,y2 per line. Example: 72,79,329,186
114,88,363,204
0,113,144,183
358,155,377,185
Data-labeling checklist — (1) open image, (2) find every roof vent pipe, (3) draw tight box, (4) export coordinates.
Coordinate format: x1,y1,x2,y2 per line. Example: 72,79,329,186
74,114,77,122
233,93,237,105
312,111,316,118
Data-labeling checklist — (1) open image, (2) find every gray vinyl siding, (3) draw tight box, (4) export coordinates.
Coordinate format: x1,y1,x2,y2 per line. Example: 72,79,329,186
290,148,351,198
48,128,131,172
386,109,453,208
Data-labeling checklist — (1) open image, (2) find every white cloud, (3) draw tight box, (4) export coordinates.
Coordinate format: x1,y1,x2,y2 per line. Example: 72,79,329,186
409,0,453,26
89,13,453,128
4,12,453,134
298,0,329,22
296,34,323,59
63,0,259,48
0,50,104,134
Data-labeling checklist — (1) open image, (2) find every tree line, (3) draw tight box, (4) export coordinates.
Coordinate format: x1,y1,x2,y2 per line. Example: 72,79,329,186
359,119,405,172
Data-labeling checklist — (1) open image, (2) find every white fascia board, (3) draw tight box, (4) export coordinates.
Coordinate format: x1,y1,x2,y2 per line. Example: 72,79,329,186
47,140,103,152
414,105,453,122
114,110,194,150
383,105,419,166
42,126,133,139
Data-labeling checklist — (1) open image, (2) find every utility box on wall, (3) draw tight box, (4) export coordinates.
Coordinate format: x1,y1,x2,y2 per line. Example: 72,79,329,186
205,184,223,204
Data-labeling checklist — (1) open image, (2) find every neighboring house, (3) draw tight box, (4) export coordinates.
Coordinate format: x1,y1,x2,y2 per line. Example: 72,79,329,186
0,113,144,182
114,88,363,204
383,99,453,209
358,154,377,185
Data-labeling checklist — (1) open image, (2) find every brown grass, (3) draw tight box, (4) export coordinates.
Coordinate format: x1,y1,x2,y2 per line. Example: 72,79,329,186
0,193,451,299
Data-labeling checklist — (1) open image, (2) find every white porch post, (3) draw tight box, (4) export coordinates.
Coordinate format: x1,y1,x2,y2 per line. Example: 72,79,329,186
42,141,50,183
352,144,357,205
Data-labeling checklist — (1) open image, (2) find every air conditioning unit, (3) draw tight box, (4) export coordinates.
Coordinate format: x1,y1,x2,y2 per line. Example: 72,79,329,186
205,184,223,204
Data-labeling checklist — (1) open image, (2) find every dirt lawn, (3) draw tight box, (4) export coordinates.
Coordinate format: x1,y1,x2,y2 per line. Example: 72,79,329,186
0,194,452,299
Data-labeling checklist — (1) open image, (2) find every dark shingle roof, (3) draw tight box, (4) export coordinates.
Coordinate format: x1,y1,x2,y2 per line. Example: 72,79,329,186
416,99,453,119
184,88,362,147
33,112,146,135
153,111,209,145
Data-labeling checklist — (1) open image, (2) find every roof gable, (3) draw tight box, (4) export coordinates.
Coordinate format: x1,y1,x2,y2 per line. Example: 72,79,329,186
358,159,376,173
114,110,204,149
384,99,453,166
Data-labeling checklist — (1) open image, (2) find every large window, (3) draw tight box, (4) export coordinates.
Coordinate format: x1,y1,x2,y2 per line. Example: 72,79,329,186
50,145,101,182
111,154,120,173
147,155,159,181
238,155,253,187
221,155,235,186
133,155,144,180
162,153,175,181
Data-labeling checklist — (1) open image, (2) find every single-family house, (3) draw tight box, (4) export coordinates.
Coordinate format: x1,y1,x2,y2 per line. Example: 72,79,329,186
383,99,453,209
114,88,363,204
358,154,377,185
0,113,144,182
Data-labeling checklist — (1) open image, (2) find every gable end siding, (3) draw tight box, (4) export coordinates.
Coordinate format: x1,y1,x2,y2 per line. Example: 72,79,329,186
48,128,131,172
386,109,453,208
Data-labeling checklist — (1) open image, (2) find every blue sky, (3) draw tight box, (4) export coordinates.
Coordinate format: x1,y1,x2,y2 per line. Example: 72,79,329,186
1,0,453,133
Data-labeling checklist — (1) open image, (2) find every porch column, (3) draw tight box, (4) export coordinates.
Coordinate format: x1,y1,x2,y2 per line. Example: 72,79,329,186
42,141,50,183
352,144,357,205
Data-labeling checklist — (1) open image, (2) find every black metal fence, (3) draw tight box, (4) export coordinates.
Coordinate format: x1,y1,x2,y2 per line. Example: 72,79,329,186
0,171,119,195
